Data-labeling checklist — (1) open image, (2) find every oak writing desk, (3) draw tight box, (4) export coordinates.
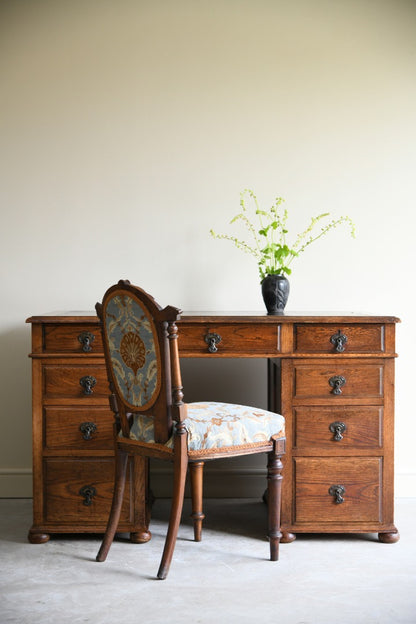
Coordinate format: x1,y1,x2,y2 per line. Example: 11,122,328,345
27,311,400,544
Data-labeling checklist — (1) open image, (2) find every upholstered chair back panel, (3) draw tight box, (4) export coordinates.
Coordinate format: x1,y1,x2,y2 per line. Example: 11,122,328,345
103,293,161,411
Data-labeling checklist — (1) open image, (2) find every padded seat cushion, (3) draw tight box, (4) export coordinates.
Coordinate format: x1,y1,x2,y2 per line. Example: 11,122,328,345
128,402,285,452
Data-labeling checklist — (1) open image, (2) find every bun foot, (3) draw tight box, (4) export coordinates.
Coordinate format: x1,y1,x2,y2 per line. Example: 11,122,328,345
28,530,50,544
130,530,151,543
378,530,400,543
281,531,296,543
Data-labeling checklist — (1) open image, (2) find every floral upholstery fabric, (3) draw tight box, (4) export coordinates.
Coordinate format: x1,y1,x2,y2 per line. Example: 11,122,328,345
128,402,285,453
104,294,160,409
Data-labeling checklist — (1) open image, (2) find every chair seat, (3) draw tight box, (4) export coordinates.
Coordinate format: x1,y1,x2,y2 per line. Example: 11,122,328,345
129,402,285,453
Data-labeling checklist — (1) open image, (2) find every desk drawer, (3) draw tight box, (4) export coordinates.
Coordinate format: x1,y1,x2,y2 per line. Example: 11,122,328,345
44,458,132,524
294,406,383,450
294,323,385,354
294,457,382,523
43,324,103,354
293,360,384,400
44,407,114,451
43,364,109,401
178,323,280,356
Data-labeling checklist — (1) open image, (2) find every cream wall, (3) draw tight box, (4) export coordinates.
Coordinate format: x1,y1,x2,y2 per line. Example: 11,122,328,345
1,0,415,497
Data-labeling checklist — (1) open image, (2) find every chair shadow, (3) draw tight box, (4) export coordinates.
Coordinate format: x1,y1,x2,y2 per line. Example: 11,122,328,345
150,497,268,541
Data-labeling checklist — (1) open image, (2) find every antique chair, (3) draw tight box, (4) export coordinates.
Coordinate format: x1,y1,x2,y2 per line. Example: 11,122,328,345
95,280,286,580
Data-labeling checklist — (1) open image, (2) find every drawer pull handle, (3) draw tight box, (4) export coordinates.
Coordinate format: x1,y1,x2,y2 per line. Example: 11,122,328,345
79,375,97,395
78,331,95,352
79,485,97,506
329,375,346,395
79,421,97,440
330,330,348,353
328,484,345,504
329,421,347,441
204,332,222,353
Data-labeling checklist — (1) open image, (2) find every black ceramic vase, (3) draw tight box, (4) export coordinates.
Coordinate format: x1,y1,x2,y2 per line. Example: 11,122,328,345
261,274,290,315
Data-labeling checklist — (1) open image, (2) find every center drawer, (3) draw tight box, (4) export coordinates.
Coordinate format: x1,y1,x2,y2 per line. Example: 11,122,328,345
177,323,280,356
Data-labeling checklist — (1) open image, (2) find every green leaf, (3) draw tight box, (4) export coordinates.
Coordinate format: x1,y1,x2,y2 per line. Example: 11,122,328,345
210,189,356,284
274,249,286,261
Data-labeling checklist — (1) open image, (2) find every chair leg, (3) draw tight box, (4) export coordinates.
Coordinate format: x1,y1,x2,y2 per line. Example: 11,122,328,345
96,449,128,562
267,447,283,561
189,461,205,542
156,451,188,580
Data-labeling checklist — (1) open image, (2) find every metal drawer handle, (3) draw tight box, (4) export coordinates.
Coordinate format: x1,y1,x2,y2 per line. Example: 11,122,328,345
79,375,97,395
329,375,346,395
79,485,97,506
204,332,222,353
330,330,348,353
78,331,95,352
329,421,347,441
329,484,345,504
79,421,97,440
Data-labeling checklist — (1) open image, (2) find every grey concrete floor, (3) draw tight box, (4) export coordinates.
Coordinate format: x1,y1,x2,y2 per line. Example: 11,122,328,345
1,497,415,624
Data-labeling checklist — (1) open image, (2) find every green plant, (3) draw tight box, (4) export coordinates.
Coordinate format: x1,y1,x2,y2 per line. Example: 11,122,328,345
210,189,356,281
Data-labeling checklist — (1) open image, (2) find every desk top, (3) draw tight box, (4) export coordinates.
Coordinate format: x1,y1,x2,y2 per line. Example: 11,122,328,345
27,311,400,324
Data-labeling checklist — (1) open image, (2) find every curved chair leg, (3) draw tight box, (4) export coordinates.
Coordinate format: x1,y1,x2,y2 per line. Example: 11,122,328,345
96,449,128,562
189,461,205,542
157,450,188,580
267,446,284,561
